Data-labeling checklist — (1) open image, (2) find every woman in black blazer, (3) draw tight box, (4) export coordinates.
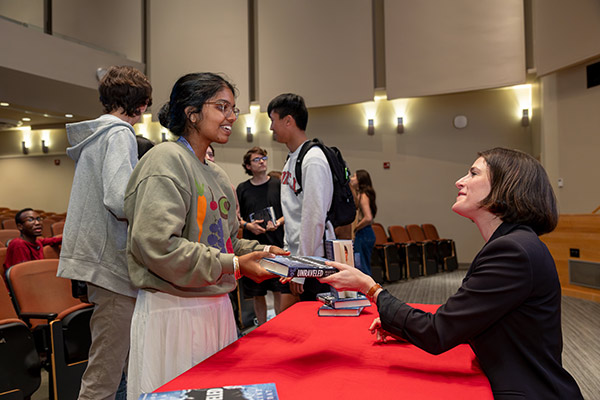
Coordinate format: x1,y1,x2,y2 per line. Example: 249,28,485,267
321,148,582,400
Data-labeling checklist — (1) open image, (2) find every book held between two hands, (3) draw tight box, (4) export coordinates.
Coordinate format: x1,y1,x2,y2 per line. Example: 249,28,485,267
259,255,338,278
138,383,279,400
317,305,365,317
249,206,276,228
316,292,371,309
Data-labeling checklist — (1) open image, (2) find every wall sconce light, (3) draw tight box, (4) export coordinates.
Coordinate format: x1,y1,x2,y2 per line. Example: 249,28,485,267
397,117,404,134
367,119,374,136
41,140,49,153
521,109,529,127
22,141,29,155
246,126,253,142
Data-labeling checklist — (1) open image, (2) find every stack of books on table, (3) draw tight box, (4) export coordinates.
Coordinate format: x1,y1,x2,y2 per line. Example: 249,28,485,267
316,290,371,317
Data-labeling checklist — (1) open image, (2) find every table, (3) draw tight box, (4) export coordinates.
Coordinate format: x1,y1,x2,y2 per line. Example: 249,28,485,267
157,302,493,399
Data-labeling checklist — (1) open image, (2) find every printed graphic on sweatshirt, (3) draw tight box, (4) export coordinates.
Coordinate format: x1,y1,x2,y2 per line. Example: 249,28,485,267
281,171,297,192
197,183,234,254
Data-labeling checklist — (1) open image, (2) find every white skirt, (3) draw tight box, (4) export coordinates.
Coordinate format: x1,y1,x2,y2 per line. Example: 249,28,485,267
127,291,238,400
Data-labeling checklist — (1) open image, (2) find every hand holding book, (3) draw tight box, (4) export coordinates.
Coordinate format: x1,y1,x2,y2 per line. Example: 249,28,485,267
319,260,379,299
239,246,290,283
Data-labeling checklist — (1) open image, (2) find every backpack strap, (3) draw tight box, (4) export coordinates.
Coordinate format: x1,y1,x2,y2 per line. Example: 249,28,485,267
293,138,320,196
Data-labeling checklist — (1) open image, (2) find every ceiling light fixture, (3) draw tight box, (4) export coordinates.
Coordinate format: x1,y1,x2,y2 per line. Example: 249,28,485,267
0,102,9,107
65,114,73,118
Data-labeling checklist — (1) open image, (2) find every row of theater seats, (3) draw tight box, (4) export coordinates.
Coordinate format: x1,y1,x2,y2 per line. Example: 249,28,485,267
0,259,92,400
370,223,459,284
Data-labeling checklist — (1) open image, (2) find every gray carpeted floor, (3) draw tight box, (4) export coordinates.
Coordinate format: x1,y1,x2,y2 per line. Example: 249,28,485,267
383,268,600,400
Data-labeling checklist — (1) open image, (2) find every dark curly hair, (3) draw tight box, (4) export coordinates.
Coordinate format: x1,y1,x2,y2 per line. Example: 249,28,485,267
98,65,152,117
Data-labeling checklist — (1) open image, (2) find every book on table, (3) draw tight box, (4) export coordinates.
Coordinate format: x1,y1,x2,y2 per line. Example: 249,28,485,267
259,255,338,278
325,239,358,298
316,292,371,309
317,305,365,317
138,382,279,399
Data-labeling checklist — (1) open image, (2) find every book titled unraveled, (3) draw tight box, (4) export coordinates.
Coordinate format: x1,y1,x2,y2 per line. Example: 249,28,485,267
138,383,279,400
317,292,371,309
318,305,365,317
259,255,338,278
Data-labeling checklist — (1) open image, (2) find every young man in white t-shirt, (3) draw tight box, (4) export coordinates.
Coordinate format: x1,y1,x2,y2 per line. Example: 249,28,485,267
268,93,335,302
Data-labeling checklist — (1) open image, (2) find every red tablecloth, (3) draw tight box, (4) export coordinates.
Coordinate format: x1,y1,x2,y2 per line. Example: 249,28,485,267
157,302,493,399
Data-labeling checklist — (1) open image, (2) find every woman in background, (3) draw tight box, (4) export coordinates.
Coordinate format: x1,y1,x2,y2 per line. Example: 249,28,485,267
350,169,377,275
124,73,285,398
322,148,582,399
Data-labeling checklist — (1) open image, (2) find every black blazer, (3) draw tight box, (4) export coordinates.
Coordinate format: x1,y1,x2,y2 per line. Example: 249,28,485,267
378,222,582,400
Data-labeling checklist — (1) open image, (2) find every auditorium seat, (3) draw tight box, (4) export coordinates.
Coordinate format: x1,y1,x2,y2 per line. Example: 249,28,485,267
0,282,42,399
41,217,59,238
388,225,423,279
0,230,20,247
371,223,405,282
422,223,458,271
405,224,439,275
1,218,17,230
51,220,65,237
6,260,94,400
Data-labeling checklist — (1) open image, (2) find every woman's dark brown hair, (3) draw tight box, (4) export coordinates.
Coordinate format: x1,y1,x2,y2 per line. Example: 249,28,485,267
355,169,377,219
478,147,558,235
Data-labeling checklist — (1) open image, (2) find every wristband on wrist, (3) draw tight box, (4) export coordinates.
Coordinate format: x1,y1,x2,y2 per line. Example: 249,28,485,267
233,256,241,280
243,222,248,230
263,245,271,253
366,283,382,302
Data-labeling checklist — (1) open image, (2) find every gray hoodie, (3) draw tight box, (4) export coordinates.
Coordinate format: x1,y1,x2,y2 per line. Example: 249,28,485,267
58,114,139,298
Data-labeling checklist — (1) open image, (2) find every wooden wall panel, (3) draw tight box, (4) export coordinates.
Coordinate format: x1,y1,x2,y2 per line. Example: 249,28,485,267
541,214,600,302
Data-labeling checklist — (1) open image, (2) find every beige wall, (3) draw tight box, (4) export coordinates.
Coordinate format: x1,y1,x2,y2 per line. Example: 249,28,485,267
541,58,600,214
0,154,74,213
53,0,143,62
0,84,533,263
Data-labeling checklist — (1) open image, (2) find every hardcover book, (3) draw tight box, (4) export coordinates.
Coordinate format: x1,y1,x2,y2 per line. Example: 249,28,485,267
138,383,278,400
324,239,354,266
325,239,357,298
259,255,338,278
249,206,276,228
316,292,371,309
317,305,365,317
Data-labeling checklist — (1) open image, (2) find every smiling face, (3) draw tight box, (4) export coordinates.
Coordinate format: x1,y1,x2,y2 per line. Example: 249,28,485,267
190,87,237,145
452,157,492,221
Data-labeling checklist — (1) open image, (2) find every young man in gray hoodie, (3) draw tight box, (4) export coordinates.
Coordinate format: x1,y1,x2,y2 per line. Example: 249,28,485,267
58,65,152,400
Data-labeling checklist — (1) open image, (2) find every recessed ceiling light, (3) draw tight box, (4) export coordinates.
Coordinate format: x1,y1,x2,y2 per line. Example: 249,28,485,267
22,117,31,121
43,113,50,117
0,102,9,107
65,114,73,118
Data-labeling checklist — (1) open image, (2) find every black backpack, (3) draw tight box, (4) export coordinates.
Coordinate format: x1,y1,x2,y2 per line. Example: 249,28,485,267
293,138,356,228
